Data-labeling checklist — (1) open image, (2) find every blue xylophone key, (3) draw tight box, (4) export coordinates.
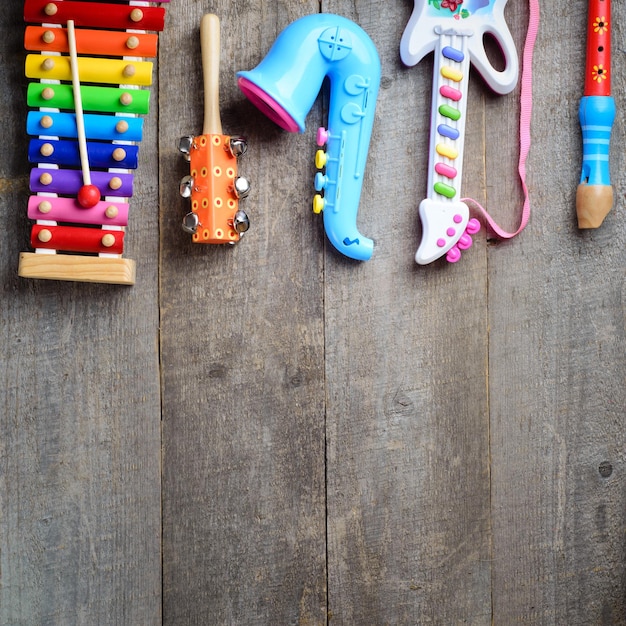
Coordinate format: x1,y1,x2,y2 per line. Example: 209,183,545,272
26,111,143,142
28,138,139,169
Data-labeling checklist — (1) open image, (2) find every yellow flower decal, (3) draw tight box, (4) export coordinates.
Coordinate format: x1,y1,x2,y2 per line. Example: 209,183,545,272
593,16,608,35
592,64,608,82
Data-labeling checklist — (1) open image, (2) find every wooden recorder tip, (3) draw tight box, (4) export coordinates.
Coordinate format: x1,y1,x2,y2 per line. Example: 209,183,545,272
576,184,613,229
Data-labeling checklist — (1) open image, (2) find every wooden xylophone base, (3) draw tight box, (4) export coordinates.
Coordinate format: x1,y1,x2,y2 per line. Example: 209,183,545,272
18,252,136,285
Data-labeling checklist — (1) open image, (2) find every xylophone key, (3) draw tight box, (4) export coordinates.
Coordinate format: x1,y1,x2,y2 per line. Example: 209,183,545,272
30,168,134,198
24,0,166,32
25,25,159,58
29,139,139,170
27,196,130,227
25,54,154,86
30,224,125,255
27,111,143,142
27,83,151,115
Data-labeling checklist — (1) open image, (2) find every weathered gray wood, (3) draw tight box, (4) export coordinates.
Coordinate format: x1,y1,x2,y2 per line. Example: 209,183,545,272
488,1,626,624
322,1,491,622
0,2,162,624
159,2,327,623
1,0,625,624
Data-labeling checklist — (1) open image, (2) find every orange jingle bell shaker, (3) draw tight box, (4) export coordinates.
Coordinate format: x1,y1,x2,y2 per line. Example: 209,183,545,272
178,14,251,244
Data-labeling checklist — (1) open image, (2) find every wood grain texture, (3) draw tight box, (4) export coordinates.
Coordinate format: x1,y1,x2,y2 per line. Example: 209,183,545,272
322,1,490,622
1,0,625,624
0,1,162,624
159,2,327,624
488,2,626,624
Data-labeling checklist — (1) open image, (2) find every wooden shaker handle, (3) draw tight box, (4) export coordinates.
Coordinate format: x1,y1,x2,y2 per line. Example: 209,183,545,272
201,13,222,135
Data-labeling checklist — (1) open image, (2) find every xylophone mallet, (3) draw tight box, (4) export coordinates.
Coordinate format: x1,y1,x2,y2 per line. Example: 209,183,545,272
67,19,100,208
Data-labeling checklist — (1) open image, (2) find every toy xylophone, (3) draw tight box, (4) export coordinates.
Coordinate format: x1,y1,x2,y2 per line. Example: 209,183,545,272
19,0,170,285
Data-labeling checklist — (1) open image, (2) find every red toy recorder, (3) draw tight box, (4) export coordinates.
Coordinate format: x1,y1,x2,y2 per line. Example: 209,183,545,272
577,0,614,229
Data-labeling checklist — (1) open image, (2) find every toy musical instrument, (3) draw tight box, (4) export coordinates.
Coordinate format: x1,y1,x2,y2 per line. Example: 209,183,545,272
401,0,519,264
19,0,170,285
237,13,380,261
577,0,614,229
178,14,251,244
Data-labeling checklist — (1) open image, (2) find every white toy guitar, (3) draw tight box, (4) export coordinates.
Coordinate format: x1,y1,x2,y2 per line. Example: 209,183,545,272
401,0,519,264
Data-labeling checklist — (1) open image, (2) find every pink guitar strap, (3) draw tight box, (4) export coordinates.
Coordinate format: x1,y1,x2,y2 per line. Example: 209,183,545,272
462,0,540,240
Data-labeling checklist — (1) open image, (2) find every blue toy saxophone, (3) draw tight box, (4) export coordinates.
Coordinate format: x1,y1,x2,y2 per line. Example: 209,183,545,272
237,13,381,261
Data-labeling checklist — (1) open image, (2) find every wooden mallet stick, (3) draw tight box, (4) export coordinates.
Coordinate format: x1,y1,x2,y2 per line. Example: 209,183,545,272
67,19,100,208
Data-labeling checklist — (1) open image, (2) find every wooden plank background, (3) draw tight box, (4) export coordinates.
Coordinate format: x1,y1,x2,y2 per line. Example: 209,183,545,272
1,0,625,624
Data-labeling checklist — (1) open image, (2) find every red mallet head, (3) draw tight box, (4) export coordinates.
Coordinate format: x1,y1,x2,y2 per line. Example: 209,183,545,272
77,184,100,208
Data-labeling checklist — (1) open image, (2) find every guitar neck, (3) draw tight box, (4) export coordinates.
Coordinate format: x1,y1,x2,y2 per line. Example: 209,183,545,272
425,27,472,204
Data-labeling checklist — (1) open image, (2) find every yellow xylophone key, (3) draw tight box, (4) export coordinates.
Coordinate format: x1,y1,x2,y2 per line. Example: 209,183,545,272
25,54,153,87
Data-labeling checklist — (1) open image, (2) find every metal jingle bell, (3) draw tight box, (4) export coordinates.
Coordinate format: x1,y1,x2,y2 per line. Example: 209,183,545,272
229,137,248,158
182,211,199,234
178,135,194,161
179,175,194,198
233,210,250,234
233,176,251,199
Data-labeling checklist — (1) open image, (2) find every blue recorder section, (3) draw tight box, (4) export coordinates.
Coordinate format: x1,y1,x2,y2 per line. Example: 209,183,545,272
579,95,615,186
238,13,380,261
29,139,139,169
